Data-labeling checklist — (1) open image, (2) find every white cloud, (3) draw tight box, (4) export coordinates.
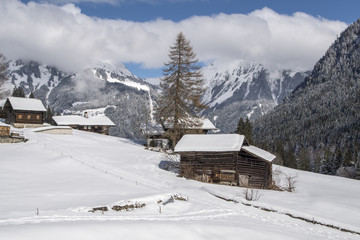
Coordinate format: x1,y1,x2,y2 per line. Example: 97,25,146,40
0,0,347,73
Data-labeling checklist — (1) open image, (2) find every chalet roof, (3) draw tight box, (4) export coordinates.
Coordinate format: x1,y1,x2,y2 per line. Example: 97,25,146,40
143,117,218,136
174,134,245,152
0,121,11,127
52,115,115,126
183,118,218,130
242,145,276,163
174,134,276,162
7,97,47,112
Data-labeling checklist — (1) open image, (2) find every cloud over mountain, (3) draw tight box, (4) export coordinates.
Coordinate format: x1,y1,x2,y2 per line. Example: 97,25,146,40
0,0,347,72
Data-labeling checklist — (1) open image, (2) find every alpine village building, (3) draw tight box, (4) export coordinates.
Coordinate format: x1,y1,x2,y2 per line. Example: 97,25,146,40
144,118,219,149
52,112,115,135
3,97,47,127
174,134,276,189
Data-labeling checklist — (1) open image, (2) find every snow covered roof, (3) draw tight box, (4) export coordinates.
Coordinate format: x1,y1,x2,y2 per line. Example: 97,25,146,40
174,134,276,162
141,123,165,136
164,117,218,130
242,145,276,163
7,97,46,112
142,118,218,136
186,118,218,130
174,134,245,152
52,115,115,126
0,121,11,127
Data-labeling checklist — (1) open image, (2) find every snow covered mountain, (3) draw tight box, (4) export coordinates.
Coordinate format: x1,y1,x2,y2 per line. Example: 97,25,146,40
3,60,157,139
201,61,310,133
2,59,308,138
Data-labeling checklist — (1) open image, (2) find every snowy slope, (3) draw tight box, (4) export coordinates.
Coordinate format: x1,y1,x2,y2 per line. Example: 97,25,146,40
0,129,359,239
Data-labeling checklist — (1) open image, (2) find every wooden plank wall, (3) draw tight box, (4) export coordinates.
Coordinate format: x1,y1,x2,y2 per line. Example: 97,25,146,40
237,151,271,189
180,150,272,189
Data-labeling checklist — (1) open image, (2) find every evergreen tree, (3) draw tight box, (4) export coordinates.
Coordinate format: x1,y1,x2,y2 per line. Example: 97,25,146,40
283,148,297,169
236,117,245,135
236,117,253,144
29,92,35,98
44,106,54,123
244,118,253,144
332,148,342,174
155,32,207,149
320,148,333,174
297,147,311,171
342,149,353,167
12,86,25,97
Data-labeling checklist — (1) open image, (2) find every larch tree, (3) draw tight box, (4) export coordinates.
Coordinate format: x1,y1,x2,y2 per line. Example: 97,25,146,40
236,117,253,144
155,32,207,149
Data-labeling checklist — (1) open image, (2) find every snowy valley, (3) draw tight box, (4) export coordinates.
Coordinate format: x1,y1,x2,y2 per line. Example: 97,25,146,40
0,129,359,240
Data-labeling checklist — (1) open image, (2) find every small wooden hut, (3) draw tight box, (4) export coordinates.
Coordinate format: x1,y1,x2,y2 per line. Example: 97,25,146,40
3,97,47,127
52,114,115,135
174,134,275,189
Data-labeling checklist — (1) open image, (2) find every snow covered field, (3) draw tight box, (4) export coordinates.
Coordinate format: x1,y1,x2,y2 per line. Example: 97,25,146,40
0,129,359,240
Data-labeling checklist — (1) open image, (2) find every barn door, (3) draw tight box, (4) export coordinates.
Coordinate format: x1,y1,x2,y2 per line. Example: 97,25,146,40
239,174,249,187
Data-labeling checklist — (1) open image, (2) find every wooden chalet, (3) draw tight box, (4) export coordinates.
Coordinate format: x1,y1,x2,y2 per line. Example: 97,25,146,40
3,97,47,127
52,113,115,135
174,134,276,189
143,118,219,149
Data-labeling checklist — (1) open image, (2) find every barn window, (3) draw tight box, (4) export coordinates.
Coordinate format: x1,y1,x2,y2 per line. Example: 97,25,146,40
36,115,40,120
18,114,22,119
27,115,31,120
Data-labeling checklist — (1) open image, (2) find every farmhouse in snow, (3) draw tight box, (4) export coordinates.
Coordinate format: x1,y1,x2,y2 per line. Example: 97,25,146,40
52,113,115,135
143,118,218,149
3,97,47,127
174,134,276,189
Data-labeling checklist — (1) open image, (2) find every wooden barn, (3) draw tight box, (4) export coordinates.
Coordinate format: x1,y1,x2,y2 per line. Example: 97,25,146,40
3,97,47,127
52,114,115,135
174,134,276,189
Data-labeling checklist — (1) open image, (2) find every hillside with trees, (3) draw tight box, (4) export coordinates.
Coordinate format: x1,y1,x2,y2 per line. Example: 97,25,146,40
253,19,360,178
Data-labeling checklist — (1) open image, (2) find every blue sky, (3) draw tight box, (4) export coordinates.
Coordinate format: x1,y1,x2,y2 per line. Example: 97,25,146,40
2,0,356,78
73,0,360,24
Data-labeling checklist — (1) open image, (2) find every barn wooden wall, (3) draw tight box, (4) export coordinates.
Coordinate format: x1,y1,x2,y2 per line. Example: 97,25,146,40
179,150,272,189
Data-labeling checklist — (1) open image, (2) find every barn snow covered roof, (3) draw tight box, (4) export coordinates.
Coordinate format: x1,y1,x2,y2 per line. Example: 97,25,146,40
174,134,276,163
174,134,245,152
242,145,276,163
7,97,47,112
164,117,218,131
52,115,115,126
